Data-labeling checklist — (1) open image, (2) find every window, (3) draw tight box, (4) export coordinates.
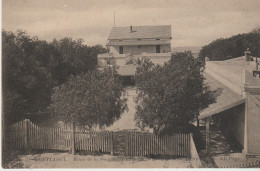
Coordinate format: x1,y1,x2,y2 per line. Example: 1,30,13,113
156,38,160,40
138,45,141,48
119,46,123,54
156,45,160,53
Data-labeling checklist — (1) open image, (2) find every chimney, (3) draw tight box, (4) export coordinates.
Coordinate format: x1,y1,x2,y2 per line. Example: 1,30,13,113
244,48,252,61
130,25,133,32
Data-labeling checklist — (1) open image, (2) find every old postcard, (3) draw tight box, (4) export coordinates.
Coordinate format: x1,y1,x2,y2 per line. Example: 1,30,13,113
2,0,260,169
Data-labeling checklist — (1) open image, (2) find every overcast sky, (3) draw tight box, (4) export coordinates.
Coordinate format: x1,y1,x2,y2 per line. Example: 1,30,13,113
3,0,260,47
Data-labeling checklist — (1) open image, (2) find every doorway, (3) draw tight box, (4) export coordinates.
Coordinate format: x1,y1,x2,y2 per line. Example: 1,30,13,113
119,46,123,54
156,45,160,53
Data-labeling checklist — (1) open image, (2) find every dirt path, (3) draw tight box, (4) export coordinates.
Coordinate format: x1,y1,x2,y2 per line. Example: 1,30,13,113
11,152,191,168
107,86,138,131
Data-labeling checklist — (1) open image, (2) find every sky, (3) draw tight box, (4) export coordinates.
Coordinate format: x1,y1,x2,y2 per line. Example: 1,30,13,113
2,0,260,47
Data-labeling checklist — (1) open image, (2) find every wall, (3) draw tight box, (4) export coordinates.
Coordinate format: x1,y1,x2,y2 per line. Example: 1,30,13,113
219,104,245,148
246,94,260,154
98,57,130,66
244,70,260,154
124,45,156,55
110,46,119,54
146,56,171,65
230,104,245,147
109,44,171,55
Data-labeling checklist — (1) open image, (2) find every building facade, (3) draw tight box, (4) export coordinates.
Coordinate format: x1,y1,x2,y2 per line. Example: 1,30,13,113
98,25,172,76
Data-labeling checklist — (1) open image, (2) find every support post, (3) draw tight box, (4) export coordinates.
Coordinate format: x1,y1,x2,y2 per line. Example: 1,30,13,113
125,131,128,155
206,116,211,153
71,122,75,154
24,119,30,150
196,114,200,128
110,132,114,155
256,57,258,70
190,133,193,158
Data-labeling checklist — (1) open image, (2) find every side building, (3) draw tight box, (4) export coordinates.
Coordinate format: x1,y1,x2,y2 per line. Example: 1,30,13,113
199,50,260,157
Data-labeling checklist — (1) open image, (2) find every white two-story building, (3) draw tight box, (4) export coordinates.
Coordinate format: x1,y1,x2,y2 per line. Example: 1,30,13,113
98,25,172,76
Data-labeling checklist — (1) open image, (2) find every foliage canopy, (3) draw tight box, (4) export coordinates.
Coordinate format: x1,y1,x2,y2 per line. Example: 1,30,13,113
134,52,218,135
198,29,260,61
2,30,107,124
49,66,128,129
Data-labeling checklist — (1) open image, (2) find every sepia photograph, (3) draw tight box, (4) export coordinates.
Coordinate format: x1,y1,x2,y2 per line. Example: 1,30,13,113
1,0,260,168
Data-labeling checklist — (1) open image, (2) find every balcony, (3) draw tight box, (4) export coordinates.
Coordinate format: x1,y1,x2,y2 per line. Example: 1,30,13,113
141,52,171,58
97,53,126,58
97,52,172,75
98,52,171,59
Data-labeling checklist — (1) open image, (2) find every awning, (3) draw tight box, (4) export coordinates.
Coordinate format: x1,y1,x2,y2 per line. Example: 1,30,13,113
107,40,170,46
199,73,246,120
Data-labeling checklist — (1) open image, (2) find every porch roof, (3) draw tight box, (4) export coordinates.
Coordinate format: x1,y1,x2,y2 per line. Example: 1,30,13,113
107,39,170,46
198,72,246,120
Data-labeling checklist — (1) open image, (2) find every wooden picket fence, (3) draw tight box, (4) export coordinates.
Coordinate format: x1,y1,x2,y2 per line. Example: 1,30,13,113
8,119,112,153
125,131,190,157
8,119,192,158
74,128,112,152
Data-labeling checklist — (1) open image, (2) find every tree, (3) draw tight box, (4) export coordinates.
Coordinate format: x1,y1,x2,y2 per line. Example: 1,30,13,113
51,38,107,84
2,30,108,125
134,52,218,135
252,26,260,34
49,66,128,129
198,29,260,62
2,30,57,124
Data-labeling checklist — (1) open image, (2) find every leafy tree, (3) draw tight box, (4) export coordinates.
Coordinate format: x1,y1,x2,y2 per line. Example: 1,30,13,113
49,66,128,129
2,30,107,124
252,26,260,34
2,30,56,124
51,38,107,84
198,29,260,62
134,52,218,135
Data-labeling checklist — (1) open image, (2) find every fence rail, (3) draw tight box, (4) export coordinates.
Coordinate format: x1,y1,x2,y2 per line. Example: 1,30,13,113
8,119,192,158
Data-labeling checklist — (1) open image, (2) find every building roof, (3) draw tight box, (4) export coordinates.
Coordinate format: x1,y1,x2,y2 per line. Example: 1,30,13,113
209,56,257,78
198,55,260,119
107,39,170,46
108,25,171,40
199,72,245,120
